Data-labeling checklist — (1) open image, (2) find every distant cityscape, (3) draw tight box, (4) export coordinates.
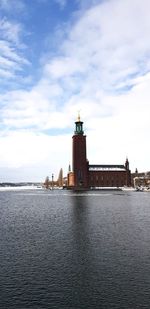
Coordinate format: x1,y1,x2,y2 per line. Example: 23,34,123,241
1,170,149,190
0,116,149,190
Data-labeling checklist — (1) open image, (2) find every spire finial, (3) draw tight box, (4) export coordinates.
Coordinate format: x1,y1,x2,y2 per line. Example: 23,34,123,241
77,111,80,122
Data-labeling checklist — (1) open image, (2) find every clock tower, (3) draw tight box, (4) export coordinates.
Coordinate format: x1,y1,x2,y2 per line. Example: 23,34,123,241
72,114,88,189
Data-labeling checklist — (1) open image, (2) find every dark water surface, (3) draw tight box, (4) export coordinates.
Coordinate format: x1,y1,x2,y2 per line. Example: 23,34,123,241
0,189,150,309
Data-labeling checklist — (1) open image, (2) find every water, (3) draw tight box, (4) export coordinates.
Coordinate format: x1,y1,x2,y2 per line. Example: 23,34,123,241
0,189,150,309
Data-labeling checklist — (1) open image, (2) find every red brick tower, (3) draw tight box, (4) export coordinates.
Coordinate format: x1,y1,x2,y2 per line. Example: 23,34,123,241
72,115,89,189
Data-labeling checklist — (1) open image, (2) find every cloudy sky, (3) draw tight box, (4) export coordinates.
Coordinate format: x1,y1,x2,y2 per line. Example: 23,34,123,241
0,0,150,182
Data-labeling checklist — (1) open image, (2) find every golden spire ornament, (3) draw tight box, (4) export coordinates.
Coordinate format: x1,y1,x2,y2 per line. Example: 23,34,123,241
77,111,80,122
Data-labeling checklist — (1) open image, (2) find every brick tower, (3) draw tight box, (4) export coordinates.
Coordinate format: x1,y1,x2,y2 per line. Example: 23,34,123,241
72,114,88,189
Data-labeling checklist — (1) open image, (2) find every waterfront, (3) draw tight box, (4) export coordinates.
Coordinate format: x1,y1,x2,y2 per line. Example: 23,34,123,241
0,189,150,309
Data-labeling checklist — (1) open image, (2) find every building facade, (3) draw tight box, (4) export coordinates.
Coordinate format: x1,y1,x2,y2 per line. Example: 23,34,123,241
67,116,131,189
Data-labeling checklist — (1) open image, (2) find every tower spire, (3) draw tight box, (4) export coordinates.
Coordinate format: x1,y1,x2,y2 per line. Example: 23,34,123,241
74,113,84,135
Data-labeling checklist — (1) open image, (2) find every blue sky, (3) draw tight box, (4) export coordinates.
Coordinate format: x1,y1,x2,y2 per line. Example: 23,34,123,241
0,0,150,182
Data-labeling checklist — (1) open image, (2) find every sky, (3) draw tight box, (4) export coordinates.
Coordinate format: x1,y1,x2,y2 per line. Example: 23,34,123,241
0,0,150,182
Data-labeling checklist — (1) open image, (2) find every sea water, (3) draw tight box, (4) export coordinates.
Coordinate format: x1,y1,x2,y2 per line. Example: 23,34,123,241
0,189,150,309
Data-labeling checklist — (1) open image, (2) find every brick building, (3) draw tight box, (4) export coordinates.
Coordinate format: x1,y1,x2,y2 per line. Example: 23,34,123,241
67,116,131,189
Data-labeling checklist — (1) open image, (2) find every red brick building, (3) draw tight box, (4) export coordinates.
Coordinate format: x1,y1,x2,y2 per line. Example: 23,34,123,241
67,116,131,189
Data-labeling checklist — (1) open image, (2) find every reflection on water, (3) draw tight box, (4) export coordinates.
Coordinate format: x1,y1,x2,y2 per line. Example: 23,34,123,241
70,195,94,306
0,190,150,308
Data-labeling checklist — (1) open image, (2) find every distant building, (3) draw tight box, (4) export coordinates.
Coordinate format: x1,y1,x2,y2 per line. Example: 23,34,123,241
132,171,150,188
67,116,131,189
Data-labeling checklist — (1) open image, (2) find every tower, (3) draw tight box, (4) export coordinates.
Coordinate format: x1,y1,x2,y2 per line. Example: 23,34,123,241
125,157,129,170
72,114,88,188
125,157,131,186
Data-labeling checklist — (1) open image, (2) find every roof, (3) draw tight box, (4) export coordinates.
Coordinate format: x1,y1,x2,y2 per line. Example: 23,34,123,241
89,165,126,171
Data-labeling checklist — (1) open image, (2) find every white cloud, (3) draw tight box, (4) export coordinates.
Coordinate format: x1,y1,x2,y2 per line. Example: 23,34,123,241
0,67,13,78
0,40,25,63
0,17,22,44
85,71,150,172
0,130,71,181
0,80,67,130
0,17,29,84
60,0,150,90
